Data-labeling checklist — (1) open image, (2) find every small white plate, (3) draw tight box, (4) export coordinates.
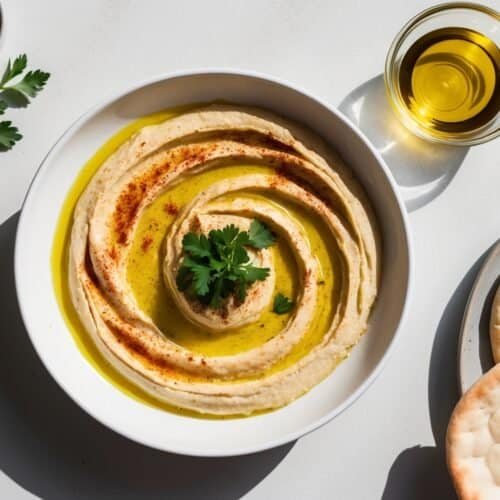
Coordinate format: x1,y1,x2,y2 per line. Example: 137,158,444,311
15,70,412,456
459,240,500,394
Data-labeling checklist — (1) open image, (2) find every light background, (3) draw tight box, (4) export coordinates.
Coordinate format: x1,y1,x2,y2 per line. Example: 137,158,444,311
0,1,498,498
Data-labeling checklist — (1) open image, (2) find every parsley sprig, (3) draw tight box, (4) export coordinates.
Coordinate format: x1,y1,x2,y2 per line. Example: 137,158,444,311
176,220,276,308
0,54,50,151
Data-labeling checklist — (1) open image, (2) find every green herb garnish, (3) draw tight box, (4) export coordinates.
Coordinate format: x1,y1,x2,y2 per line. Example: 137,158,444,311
0,121,22,150
273,293,294,314
176,220,276,308
247,218,276,248
0,54,50,151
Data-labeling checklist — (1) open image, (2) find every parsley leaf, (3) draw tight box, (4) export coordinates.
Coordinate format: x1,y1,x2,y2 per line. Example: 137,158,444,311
0,88,30,108
244,265,270,282
273,293,294,314
176,220,275,308
0,121,22,151
182,233,211,259
0,54,50,152
0,54,27,86
12,69,50,98
186,260,211,296
247,219,276,249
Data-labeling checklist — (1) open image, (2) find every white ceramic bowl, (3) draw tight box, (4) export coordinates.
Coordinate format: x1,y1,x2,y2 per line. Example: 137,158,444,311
15,70,412,456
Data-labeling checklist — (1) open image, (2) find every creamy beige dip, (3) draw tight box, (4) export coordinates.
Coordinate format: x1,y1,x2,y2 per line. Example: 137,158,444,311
68,105,380,415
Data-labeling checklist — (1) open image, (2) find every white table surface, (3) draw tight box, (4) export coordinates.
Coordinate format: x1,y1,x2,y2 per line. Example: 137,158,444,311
0,1,498,498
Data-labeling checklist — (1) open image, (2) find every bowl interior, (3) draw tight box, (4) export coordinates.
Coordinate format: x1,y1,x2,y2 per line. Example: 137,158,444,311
15,72,411,456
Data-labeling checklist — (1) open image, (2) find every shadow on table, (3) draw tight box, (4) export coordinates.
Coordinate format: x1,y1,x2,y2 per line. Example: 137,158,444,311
381,446,455,500
0,213,293,500
338,74,468,212
381,247,495,500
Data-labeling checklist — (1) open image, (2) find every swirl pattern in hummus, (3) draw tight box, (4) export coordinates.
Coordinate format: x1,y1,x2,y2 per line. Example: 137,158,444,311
68,105,380,415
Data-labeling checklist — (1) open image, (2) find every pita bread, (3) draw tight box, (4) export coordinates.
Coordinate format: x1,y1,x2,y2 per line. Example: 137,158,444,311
447,363,500,499
490,285,500,364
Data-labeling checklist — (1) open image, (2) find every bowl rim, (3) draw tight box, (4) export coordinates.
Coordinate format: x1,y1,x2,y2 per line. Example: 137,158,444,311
14,68,414,456
384,1,500,146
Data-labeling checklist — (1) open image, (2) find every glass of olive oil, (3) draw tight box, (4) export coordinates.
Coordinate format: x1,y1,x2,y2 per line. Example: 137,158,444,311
385,3,499,145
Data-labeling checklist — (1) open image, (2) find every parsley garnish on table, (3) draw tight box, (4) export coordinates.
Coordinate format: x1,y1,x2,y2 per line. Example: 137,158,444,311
176,220,276,308
0,54,50,151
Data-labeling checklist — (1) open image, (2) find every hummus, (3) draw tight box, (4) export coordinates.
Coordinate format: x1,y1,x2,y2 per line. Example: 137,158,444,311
66,105,380,415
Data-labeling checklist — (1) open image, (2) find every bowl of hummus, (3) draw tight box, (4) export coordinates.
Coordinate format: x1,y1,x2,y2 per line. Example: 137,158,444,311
15,71,412,455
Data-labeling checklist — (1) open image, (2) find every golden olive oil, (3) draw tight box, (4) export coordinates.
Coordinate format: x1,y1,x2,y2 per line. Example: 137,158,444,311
398,27,499,137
